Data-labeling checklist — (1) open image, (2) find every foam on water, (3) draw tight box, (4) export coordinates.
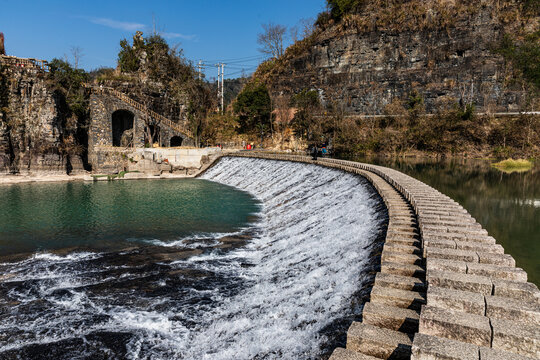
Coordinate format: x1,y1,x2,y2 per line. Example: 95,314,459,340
0,157,386,359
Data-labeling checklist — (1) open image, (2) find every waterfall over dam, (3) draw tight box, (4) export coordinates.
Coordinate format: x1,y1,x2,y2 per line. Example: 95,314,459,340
196,157,387,359
0,156,387,359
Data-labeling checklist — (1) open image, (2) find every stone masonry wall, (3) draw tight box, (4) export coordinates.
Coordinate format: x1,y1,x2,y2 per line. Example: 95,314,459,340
223,153,539,360
89,93,193,171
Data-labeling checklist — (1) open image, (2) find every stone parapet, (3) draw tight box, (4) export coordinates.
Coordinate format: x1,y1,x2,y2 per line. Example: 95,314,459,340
216,152,539,360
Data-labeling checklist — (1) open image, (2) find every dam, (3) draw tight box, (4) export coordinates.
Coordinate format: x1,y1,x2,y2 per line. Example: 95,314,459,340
0,153,537,359
210,153,539,360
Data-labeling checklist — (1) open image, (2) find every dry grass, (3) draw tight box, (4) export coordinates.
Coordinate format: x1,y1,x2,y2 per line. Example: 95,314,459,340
492,158,533,172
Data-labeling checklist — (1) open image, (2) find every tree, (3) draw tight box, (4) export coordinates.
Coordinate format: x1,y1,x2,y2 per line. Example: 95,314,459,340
48,58,89,119
202,113,239,146
290,89,321,142
70,46,84,69
233,82,271,144
186,81,215,147
257,23,287,59
327,0,367,20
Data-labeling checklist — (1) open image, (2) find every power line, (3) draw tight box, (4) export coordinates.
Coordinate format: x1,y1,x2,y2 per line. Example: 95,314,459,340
202,55,263,63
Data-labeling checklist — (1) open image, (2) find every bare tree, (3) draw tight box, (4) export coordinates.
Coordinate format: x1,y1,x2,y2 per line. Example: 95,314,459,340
257,23,287,59
70,46,84,69
299,18,315,39
290,26,299,43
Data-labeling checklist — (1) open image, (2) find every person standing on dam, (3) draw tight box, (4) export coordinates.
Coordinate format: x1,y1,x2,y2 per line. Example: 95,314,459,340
311,144,318,160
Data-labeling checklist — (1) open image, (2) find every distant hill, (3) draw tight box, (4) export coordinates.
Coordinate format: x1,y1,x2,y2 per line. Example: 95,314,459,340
254,0,539,115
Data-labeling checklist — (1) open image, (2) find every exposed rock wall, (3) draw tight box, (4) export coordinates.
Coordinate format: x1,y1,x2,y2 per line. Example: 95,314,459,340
0,66,85,175
265,2,538,114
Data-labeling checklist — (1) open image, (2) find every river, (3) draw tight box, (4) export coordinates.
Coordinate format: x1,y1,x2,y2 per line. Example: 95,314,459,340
0,157,386,359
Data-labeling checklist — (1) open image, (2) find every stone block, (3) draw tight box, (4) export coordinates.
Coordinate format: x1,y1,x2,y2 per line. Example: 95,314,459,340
427,270,493,295
383,243,421,255
347,322,413,360
477,252,516,267
370,286,426,311
363,302,420,333
428,286,485,315
491,318,540,357
328,348,378,360
426,258,467,274
385,235,420,247
381,261,425,277
492,279,540,302
374,272,426,292
411,333,478,360
455,240,504,254
423,238,456,251
419,305,491,346
426,248,479,263
467,263,527,282
382,250,422,265
486,295,540,325
479,347,537,360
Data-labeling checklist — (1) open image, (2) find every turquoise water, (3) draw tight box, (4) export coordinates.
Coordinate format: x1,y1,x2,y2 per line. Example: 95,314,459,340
0,179,261,256
0,159,386,359
356,157,540,286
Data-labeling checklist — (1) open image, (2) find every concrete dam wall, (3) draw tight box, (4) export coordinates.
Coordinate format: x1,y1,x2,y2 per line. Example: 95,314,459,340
206,153,539,360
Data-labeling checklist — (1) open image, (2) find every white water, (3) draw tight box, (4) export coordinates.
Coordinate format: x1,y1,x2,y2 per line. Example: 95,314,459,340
0,157,386,359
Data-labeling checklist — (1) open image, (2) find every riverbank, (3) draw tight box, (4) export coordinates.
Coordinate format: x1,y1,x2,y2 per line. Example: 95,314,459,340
0,173,87,185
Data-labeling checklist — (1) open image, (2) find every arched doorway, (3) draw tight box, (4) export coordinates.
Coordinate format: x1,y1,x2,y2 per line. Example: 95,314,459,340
112,110,134,147
170,136,183,147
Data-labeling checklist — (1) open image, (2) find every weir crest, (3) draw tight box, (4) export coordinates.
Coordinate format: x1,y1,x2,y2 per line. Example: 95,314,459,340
208,152,540,360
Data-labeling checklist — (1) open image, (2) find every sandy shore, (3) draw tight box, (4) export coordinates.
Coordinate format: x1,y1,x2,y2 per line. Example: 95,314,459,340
0,173,87,185
0,172,202,185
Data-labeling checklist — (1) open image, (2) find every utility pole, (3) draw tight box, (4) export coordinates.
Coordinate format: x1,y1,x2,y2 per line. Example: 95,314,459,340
221,63,225,113
216,63,221,112
215,63,226,113
197,60,202,80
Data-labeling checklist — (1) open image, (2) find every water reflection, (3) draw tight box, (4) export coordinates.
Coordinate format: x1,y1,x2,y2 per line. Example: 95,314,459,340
355,157,540,286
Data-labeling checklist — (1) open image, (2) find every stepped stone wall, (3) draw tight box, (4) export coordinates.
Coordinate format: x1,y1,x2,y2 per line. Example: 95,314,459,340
220,152,539,360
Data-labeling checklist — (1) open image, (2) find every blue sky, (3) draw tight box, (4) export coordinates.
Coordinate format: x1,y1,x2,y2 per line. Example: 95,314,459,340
1,0,326,79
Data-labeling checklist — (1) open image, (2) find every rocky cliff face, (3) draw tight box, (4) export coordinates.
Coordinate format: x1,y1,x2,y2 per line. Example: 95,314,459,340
0,66,84,174
262,0,539,114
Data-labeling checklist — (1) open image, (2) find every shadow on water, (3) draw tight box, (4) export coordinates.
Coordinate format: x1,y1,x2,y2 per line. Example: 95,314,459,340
355,156,540,286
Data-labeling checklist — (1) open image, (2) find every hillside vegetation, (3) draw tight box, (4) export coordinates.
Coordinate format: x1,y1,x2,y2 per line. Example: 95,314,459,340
235,0,540,158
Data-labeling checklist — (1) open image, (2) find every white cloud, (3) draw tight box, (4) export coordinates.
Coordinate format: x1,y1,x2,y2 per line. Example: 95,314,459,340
89,17,146,32
160,32,197,41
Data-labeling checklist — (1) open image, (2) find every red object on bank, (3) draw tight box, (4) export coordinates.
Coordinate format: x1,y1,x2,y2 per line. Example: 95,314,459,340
246,144,252,150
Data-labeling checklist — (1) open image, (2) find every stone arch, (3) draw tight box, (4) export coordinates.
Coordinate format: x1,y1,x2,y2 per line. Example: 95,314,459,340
112,110,134,147
170,136,183,147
